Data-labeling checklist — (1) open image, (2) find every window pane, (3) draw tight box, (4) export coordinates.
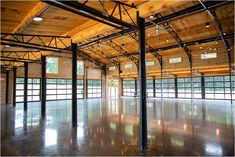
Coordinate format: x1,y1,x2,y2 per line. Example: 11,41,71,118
46,57,58,73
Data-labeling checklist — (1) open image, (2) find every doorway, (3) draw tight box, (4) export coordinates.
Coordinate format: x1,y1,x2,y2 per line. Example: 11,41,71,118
107,79,119,97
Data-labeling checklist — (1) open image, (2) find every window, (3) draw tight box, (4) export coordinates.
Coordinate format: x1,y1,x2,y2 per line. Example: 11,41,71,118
177,78,191,98
77,61,84,75
87,80,101,98
16,78,24,102
205,75,234,100
177,77,201,98
123,80,135,96
201,53,217,59
155,78,175,98
169,57,182,63
163,78,175,98
46,78,83,100
77,80,84,98
147,80,154,97
46,57,58,73
27,78,40,101
16,78,40,102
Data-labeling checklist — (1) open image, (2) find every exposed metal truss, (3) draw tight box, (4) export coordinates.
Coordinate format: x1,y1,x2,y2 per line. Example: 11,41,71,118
155,13,192,58
77,1,229,49
127,31,162,66
101,38,139,66
42,0,136,29
81,44,120,68
108,34,234,59
1,33,104,67
0,50,41,63
1,33,71,52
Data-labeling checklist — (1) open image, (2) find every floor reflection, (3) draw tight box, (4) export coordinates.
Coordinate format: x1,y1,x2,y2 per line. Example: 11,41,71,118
1,98,234,156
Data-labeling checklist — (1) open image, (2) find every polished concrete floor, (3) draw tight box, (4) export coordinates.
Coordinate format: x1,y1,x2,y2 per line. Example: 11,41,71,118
1,98,234,156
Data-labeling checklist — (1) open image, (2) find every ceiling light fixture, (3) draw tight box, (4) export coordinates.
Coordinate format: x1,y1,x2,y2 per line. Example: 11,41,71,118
33,16,43,21
205,22,210,28
149,15,154,19
4,45,10,48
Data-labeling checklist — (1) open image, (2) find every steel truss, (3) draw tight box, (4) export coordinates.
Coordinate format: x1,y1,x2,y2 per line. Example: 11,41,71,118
81,44,120,68
1,33,71,52
43,0,136,29
0,50,41,63
108,34,234,59
101,38,139,66
1,33,103,67
77,1,229,49
126,31,162,66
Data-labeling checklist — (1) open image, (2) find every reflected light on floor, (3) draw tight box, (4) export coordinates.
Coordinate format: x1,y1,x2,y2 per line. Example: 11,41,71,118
45,128,57,147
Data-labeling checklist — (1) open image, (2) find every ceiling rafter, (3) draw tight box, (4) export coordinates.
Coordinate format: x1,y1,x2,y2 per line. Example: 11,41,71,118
12,2,48,34
82,44,120,68
108,34,234,59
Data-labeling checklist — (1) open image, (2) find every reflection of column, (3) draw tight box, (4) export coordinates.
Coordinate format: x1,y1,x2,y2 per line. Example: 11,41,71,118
202,101,206,121
71,127,78,150
23,112,28,135
175,101,178,120
153,102,156,119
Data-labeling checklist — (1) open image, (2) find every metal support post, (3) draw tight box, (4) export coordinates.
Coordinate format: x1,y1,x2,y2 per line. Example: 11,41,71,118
153,76,156,97
175,76,178,98
201,73,205,99
24,62,28,111
5,70,9,104
138,14,147,151
41,56,46,116
72,43,78,127
13,68,17,107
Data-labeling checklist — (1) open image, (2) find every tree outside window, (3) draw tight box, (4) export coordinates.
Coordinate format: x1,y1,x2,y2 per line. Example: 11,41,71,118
46,57,58,73
77,61,84,75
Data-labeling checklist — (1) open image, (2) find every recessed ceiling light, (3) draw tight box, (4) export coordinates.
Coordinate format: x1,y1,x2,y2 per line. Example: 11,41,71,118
205,22,210,28
33,16,43,21
223,32,226,35
149,15,154,19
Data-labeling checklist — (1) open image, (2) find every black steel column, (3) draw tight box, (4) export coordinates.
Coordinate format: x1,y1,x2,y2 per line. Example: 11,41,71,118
24,62,28,111
138,15,147,151
41,56,46,116
201,73,205,99
175,76,178,98
153,76,156,97
5,70,9,104
134,78,137,97
72,43,78,127
13,68,17,107
189,54,193,101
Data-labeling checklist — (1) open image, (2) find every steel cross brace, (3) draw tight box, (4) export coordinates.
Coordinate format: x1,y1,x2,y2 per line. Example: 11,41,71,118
127,31,163,67
0,51,41,62
1,33,71,52
81,44,120,68
101,38,139,67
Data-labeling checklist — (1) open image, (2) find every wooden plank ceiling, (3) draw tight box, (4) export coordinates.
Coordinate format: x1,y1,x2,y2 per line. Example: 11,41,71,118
0,0,234,77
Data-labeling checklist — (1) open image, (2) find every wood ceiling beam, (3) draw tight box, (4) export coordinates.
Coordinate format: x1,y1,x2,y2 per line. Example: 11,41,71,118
12,2,48,34
60,1,184,44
